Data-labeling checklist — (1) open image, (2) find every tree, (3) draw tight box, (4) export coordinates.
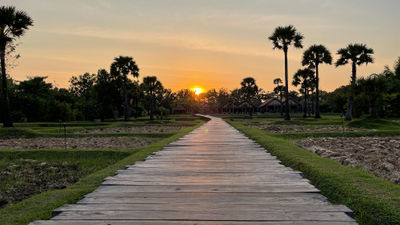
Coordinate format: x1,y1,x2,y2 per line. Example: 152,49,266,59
110,56,139,121
269,25,304,120
176,89,197,113
216,89,230,113
292,68,315,118
0,6,33,127
205,89,218,113
302,44,332,118
158,88,175,115
394,57,400,79
240,77,259,116
141,76,163,120
69,73,95,99
358,74,387,118
92,69,123,119
335,43,374,120
273,78,284,115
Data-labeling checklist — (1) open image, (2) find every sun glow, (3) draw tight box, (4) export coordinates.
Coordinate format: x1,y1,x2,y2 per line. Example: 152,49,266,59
192,87,203,95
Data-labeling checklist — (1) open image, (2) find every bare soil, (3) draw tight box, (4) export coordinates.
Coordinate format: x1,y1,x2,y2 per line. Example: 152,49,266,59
77,125,189,134
298,137,400,184
0,159,81,208
251,124,365,133
0,137,153,150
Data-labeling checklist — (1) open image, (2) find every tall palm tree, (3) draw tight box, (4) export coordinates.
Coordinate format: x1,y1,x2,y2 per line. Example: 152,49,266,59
335,43,374,120
110,56,139,121
292,68,315,118
269,25,304,120
141,76,163,120
302,44,332,118
0,6,33,127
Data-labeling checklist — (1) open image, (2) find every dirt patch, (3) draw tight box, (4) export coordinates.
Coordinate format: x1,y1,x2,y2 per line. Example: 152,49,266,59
77,125,189,134
252,124,365,133
0,159,81,208
298,137,400,184
0,137,153,150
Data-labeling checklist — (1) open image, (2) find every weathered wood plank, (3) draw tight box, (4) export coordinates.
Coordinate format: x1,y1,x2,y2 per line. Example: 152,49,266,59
54,203,352,213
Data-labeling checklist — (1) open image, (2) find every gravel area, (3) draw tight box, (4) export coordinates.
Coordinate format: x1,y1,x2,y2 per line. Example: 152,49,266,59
77,125,189,134
298,137,400,184
0,137,153,150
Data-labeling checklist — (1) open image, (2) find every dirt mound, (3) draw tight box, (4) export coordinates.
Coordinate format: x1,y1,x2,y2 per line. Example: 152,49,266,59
0,159,81,208
0,136,153,150
253,124,365,133
77,125,189,134
299,137,400,184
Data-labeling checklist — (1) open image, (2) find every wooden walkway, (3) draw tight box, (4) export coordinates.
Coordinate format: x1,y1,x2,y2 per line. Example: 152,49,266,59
31,116,357,225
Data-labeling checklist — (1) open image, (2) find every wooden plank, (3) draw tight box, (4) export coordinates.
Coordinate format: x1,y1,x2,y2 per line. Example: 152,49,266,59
52,210,354,221
54,203,352,213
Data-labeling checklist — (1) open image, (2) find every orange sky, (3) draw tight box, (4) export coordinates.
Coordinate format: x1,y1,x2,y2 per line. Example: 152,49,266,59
3,0,400,93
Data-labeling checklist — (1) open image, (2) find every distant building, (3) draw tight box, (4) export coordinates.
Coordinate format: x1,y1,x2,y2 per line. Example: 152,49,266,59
173,104,186,114
258,97,301,113
258,98,282,113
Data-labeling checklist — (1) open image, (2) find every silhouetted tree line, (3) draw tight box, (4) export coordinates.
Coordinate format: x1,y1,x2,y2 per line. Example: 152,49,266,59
1,6,400,126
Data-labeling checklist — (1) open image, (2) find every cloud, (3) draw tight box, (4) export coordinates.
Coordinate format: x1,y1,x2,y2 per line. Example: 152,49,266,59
43,26,290,60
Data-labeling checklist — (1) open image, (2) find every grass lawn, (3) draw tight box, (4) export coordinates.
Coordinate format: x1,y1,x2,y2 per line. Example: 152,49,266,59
0,115,206,225
225,114,400,225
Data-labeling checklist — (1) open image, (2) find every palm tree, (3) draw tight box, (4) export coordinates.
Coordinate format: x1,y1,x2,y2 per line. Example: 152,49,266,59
292,68,315,118
141,76,163,120
0,6,33,127
269,25,304,120
110,56,139,121
302,44,332,118
335,43,374,120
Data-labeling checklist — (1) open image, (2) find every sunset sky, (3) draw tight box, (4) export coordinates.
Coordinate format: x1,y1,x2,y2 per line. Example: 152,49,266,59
3,0,399,92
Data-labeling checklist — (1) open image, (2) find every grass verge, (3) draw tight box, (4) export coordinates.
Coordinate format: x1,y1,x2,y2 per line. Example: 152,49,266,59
0,119,206,225
227,120,400,225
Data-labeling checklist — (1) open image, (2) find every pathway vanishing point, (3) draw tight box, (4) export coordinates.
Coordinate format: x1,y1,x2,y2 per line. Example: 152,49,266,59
31,115,357,225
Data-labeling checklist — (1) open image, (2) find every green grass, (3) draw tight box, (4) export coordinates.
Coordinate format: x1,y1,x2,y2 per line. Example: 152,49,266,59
227,120,400,225
348,118,400,130
0,115,207,225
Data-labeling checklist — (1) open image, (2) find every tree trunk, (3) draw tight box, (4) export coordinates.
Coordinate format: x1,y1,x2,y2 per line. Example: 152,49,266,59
315,62,321,118
283,47,290,120
311,91,314,115
303,87,307,118
123,79,128,121
345,62,357,121
280,92,283,116
1,43,13,127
